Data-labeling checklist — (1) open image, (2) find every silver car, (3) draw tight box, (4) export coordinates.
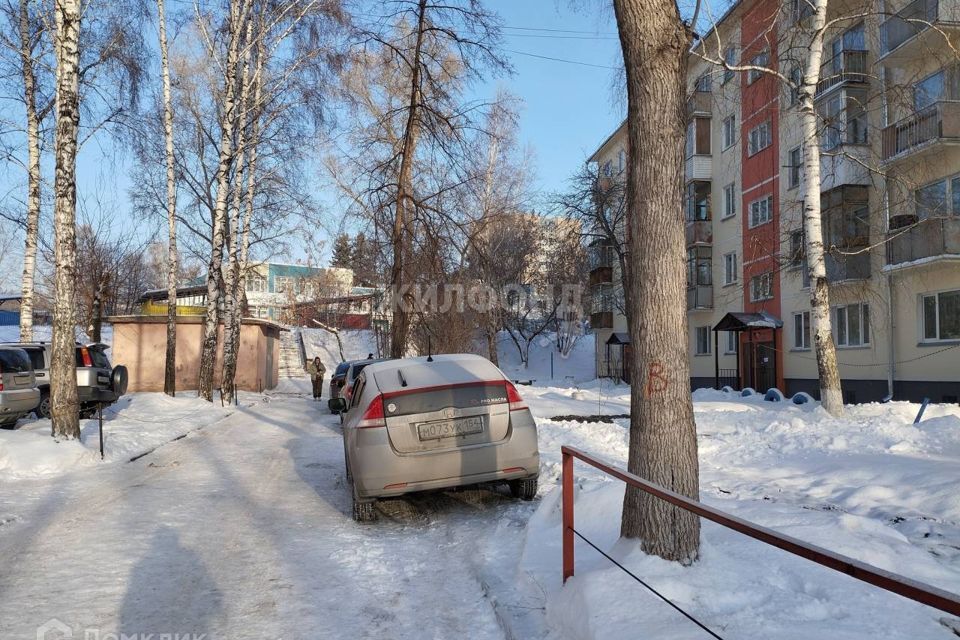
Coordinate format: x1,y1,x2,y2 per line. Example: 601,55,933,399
333,354,540,522
0,347,40,429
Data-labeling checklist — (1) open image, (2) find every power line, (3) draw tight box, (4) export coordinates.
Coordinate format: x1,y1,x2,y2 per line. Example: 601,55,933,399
502,25,617,36
503,48,620,71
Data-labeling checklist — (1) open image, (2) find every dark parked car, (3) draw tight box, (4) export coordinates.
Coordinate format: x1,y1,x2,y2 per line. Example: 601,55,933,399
329,362,351,402
328,357,389,414
3,342,128,419
0,347,40,429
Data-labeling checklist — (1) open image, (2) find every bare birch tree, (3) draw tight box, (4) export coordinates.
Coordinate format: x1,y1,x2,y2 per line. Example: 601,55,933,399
50,0,82,440
612,0,701,562
157,0,178,396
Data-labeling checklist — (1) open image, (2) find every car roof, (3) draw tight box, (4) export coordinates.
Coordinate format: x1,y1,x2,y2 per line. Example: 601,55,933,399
367,354,505,395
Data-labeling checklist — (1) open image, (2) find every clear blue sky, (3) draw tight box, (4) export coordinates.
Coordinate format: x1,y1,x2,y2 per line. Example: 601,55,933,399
476,1,625,196
0,1,629,283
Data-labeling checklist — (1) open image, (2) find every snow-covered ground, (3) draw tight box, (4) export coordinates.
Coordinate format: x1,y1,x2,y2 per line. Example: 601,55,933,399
0,329,958,639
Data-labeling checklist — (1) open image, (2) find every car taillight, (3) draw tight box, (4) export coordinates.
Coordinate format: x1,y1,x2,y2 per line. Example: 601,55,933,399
357,394,386,428
505,381,527,411
80,348,93,367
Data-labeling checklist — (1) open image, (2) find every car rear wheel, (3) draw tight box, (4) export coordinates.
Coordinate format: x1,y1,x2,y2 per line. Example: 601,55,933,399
352,482,376,523
36,392,51,419
509,478,538,501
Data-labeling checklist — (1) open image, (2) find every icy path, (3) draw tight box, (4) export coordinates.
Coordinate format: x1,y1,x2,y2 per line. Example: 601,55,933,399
0,380,533,640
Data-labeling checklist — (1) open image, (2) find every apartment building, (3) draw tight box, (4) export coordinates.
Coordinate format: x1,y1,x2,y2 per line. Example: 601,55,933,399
586,0,960,403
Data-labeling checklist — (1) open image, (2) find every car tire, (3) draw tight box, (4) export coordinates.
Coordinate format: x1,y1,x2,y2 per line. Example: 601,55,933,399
36,392,51,419
111,365,129,396
352,493,376,523
509,478,538,501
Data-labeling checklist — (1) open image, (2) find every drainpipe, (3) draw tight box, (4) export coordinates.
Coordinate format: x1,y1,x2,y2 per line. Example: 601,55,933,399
887,273,896,399
879,36,895,400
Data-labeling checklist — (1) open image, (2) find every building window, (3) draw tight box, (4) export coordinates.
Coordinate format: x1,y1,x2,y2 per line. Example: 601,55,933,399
789,229,805,267
793,311,811,350
788,65,802,106
723,251,738,285
695,74,712,93
725,331,738,354
921,290,960,342
592,284,614,313
747,121,771,156
618,149,626,173
834,303,870,347
245,274,266,293
723,183,736,218
603,160,613,177
722,115,736,149
747,50,769,84
722,47,736,84
749,195,773,228
686,117,711,157
687,247,713,287
788,146,802,189
750,272,774,302
915,175,960,220
685,181,711,221
275,276,292,294
695,326,711,355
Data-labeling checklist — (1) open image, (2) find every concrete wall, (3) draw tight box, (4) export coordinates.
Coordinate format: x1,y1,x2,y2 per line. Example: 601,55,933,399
109,316,282,393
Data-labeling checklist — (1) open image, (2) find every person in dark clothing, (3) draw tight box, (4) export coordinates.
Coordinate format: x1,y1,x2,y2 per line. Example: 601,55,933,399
307,356,326,400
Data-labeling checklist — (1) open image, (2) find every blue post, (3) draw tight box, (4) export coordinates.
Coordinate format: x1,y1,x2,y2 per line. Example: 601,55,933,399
914,398,930,424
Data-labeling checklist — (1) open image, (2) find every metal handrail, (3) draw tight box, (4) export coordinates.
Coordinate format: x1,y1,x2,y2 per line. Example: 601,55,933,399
561,445,960,617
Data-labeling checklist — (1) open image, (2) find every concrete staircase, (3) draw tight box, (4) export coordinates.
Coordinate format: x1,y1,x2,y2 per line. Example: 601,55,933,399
279,328,306,378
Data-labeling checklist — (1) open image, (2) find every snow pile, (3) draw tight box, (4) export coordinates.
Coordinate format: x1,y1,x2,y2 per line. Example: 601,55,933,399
0,323,112,346
496,332,596,384
300,327,379,365
0,391,237,480
519,391,960,639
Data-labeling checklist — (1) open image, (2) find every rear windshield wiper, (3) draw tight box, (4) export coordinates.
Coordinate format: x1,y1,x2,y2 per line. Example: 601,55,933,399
398,369,408,388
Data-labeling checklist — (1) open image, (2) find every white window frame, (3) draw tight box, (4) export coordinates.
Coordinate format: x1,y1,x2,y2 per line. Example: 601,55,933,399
920,289,960,342
695,326,712,355
723,251,738,285
725,331,738,354
722,115,736,150
722,47,737,84
833,303,871,347
747,121,771,156
750,272,774,302
723,183,737,219
793,311,811,350
748,195,774,228
788,146,802,189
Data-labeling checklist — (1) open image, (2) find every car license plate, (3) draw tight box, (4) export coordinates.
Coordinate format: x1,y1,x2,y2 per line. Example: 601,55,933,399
417,416,484,441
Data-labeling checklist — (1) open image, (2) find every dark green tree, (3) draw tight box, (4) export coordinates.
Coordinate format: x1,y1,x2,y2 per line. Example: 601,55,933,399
330,232,353,268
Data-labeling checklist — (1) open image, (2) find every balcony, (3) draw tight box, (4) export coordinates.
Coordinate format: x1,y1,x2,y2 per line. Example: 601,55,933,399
685,220,713,247
880,0,960,61
686,90,712,119
825,250,871,282
885,216,960,267
589,267,613,286
590,311,614,329
881,101,960,162
687,284,714,311
815,50,868,99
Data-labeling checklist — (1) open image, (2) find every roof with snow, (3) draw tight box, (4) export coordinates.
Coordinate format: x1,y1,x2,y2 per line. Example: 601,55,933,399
0,293,23,302
713,311,784,332
606,332,631,345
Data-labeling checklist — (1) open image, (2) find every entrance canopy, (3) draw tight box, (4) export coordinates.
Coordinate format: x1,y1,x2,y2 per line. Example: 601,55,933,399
713,311,783,333
605,332,631,346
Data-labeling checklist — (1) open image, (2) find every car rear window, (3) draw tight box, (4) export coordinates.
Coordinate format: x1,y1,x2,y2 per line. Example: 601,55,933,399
75,347,112,369
24,348,45,370
0,349,32,374
383,382,508,418
334,363,350,376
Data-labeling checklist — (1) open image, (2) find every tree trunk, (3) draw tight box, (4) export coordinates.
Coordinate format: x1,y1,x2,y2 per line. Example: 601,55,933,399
17,0,41,343
613,0,700,563
389,0,427,359
198,0,245,402
158,0,178,397
221,17,254,405
50,0,82,440
800,0,844,416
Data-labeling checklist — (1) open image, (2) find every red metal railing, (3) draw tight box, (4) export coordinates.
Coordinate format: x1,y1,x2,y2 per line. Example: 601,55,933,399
561,445,960,617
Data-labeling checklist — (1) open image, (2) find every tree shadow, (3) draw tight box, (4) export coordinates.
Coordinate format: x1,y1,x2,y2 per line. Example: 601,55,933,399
118,525,222,638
